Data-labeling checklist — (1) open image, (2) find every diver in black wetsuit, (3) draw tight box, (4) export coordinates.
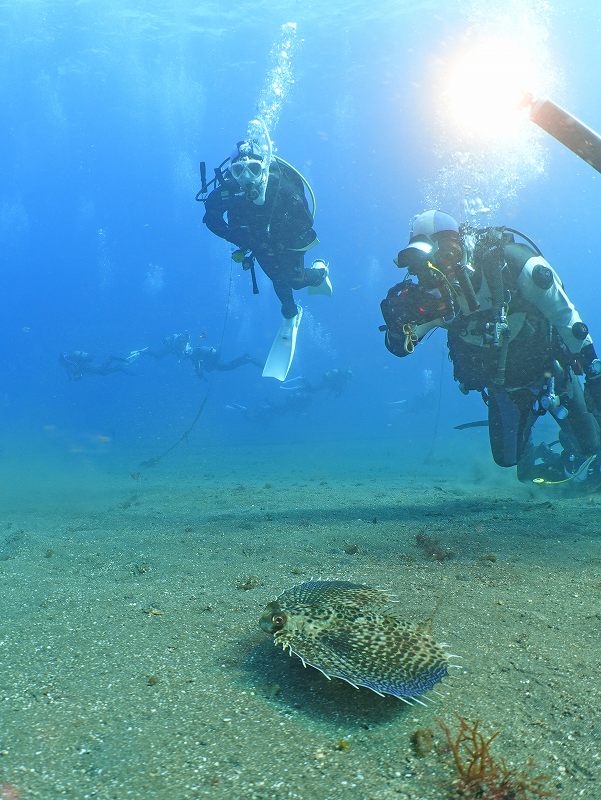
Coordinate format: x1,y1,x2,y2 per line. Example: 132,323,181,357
188,345,261,381
281,368,354,397
314,368,353,397
148,332,194,361
380,210,601,488
59,349,146,380
228,389,313,423
146,331,260,380
202,139,331,319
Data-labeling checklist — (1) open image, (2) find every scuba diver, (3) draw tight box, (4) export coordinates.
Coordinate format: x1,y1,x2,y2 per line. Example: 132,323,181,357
388,368,437,415
148,332,195,361
187,345,261,381
146,331,260,380
317,367,353,396
227,387,313,423
59,349,147,380
379,209,601,488
198,118,332,381
281,368,353,397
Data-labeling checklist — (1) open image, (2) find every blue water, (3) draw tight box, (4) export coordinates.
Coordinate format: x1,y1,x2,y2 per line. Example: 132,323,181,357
3,0,600,472
3,4,601,797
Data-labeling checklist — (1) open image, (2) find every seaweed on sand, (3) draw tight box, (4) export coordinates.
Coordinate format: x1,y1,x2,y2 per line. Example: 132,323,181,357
437,716,558,799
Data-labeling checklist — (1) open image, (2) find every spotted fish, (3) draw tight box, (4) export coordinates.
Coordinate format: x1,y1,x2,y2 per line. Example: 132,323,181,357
259,580,451,705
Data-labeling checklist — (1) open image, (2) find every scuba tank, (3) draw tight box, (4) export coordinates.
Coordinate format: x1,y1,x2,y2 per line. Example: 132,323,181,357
475,227,510,384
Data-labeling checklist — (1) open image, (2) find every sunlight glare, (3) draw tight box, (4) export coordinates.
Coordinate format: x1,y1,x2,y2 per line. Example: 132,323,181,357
442,38,541,141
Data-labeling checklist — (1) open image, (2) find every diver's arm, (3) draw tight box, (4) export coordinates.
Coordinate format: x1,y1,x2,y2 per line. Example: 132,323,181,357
514,251,601,410
203,189,251,248
515,254,593,354
202,189,230,239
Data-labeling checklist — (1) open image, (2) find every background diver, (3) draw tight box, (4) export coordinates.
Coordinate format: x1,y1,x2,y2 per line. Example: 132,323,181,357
148,331,260,380
187,344,261,381
59,348,146,380
380,209,601,488
387,368,438,415
148,331,196,361
200,118,332,381
280,368,354,397
226,386,313,423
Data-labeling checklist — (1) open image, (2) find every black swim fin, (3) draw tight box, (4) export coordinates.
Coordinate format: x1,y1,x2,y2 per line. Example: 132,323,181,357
454,420,489,430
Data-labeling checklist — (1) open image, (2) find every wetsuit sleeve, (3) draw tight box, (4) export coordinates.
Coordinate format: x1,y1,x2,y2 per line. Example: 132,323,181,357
202,189,230,240
203,189,252,249
515,253,593,354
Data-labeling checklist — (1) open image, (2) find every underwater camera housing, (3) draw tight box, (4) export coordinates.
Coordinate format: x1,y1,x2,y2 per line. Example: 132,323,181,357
381,279,453,331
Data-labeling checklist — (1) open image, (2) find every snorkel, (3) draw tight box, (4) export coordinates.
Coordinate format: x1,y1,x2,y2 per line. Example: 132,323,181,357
237,117,273,205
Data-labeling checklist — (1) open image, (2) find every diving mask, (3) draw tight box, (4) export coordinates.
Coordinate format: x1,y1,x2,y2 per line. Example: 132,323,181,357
394,236,441,278
230,158,264,185
395,232,464,280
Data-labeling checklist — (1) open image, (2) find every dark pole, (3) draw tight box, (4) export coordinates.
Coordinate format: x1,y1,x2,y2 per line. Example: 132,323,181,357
527,95,601,174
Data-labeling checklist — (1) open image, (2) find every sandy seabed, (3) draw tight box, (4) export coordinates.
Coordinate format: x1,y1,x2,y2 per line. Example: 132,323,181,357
1,440,600,800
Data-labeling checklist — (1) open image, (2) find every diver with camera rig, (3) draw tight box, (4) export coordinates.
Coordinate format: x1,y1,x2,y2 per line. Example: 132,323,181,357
380,209,601,487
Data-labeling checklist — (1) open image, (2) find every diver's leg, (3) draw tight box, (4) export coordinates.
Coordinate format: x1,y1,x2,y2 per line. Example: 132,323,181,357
290,267,326,289
549,371,601,484
87,361,115,375
560,370,601,456
147,347,170,359
487,386,557,482
214,355,261,371
272,250,326,296
255,252,299,318
99,357,132,375
288,256,327,290
270,280,299,319
487,386,534,467
271,255,323,317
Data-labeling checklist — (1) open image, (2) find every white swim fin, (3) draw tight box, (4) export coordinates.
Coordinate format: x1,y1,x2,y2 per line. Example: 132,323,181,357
262,307,303,381
308,259,333,296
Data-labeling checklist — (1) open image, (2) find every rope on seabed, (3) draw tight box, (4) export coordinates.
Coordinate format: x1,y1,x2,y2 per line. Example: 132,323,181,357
138,394,209,469
137,259,235,471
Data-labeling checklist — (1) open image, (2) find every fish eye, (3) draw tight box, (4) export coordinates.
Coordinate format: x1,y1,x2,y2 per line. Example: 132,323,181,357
272,613,287,626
